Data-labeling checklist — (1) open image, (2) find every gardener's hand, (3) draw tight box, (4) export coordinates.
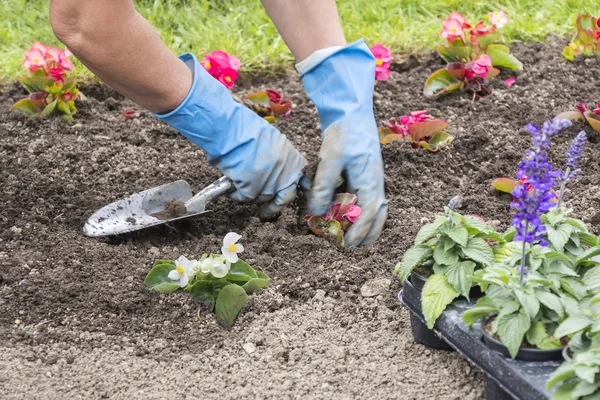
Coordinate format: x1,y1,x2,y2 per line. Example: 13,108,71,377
153,53,307,219
299,39,388,247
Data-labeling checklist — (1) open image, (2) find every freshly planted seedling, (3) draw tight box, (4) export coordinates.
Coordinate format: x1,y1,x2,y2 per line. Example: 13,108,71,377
11,42,85,122
201,50,241,89
305,193,362,247
395,196,499,328
563,14,600,61
242,89,293,123
555,103,600,132
426,11,522,99
370,43,393,81
378,110,454,152
546,348,600,399
144,233,269,328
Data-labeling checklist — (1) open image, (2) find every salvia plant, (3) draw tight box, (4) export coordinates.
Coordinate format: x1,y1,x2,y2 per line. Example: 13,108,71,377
242,89,293,123
425,11,522,99
11,42,85,122
546,348,600,399
201,50,241,89
378,110,454,152
370,43,393,81
144,233,269,328
395,196,499,328
563,14,600,61
305,193,362,247
555,103,600,133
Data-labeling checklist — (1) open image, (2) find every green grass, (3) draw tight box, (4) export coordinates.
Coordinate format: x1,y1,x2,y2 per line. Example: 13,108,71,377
1,0,598,83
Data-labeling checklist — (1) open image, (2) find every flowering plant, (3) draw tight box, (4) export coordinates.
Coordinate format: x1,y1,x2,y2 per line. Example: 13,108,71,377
11,42,85,122
144,233,269,327
370,43,393,81
305,193,362,247
378,110,454,152
201,50,241,89
426,11,522,99
555,103,600,132
395,197,499,328
242,89,293,123
563,14,600,61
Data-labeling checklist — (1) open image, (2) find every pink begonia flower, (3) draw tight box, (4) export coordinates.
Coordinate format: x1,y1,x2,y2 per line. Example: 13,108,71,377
488,11,508,29
31,42,48,54
448,12,471,29
504,77,516,86
205,50,240,71
593,104,600,114
47,47,74,70
464,69,475,80
219,68,239,89
370,43,393,81
382,118,409,136
400,110,432,125
471,55,492,78
576,103,590,113
22,48,46,72
344,205,362,223
441,17,465,42
470,21,493,37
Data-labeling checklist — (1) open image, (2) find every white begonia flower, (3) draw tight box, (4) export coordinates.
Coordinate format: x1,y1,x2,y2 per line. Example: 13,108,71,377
199,256,230,279
221,232,244,264
167,256,197,288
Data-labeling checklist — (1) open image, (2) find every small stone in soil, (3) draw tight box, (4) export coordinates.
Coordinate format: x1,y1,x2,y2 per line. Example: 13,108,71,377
243,343,256,354
360,278,391,298
151,200,189,220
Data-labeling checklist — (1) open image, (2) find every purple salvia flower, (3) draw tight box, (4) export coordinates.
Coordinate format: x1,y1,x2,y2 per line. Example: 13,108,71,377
448,195,462,210
566,131,587,168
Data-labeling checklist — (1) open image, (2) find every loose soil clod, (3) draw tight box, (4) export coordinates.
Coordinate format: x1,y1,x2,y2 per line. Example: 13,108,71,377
150,199,189,220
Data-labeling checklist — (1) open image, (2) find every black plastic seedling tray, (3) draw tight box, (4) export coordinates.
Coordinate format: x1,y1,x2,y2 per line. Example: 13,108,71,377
398,279,561,400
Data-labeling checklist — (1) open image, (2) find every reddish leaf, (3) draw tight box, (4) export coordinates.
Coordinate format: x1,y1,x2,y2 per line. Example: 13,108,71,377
307,216,328,237
554,111,585,122
446,62,467,80
408,120,449,142
10,98,38,115
486,68,501,80
584,111,600,132
123,110,141,119
491,178,518,194
269,99,292,119
28,92,47,110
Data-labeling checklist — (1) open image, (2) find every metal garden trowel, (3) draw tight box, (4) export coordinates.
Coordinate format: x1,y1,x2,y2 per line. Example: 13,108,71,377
82,176,233,237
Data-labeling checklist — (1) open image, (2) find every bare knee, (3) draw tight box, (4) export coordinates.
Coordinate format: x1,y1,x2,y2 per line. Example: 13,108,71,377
49,0,81,45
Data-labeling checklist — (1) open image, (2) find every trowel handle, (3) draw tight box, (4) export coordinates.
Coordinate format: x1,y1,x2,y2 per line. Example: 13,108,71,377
185,176,234,213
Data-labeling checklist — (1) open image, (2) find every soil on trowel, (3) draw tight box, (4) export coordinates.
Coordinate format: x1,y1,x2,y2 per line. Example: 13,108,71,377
150,199,189,220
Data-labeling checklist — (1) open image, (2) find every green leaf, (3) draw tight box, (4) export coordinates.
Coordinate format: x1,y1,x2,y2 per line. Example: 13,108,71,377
434,240,459,266
492,301,522,332
421,274,459,329
497,311,531,358
446,261,476,299
436,45,471,63
462,237,494,266
462,307,496,326
188,280,216,308
545,251,575,265
526,321,561,349
583,267,600,291
535,290,564,318
396,245,433,282
580,233,600,247
415,216,446,244
547,224,573,252
554,315,593,339
419,131,455,152
571,380,600,398
445,225,469,247
560,277,589,300
463,215,491,234
423,68,463,98
477,32,501,51
215,284,248,328
226,259,258,283
10,98,38,115
565,218,588,232
574,364,600,384
40,99,57,118
491,177,518,194
241,274,270,294
577,247,600,266
486,44,523,70
144,261,181,294
513,287,539,320
548,362,577,390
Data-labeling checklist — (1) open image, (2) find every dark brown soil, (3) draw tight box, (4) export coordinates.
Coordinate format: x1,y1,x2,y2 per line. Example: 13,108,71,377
1,36,599,399
150,199,189,220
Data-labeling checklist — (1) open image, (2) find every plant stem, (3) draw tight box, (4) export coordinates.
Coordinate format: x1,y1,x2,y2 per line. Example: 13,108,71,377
557,167,570,209
519,222,529,286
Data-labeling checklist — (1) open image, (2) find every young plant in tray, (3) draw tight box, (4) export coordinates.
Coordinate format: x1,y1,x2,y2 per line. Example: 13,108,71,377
563,14,600,61
144,232,269,328
395,196,498,328
555,103,600,133
12,42,85,122
378,110,454,152
242,89,293,123
425,11,522,99
305,193,362,247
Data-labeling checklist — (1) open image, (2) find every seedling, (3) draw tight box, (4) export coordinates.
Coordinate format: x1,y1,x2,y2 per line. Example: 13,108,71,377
305,193,362,247
242,89,293,123
378,110,454,152
11,42,85,122
563,14,600,61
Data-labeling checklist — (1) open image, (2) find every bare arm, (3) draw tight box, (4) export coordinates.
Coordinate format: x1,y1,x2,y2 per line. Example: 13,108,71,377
49,0,192,114
260,0,346,62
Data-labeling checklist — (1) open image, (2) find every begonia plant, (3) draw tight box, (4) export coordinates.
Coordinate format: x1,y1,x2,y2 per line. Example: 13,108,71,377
555,103,600,133
11,42,85,122
395,196,500,328
425,11,522,99
378,110,454,152
145,232,269,328
563,14,600,61
370,43,393,81
201,50,241,89
242,89,293,123
305,193,362,247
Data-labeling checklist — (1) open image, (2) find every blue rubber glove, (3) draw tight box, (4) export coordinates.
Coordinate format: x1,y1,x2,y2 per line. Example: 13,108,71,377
153,53,307,219
300,39,388,247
